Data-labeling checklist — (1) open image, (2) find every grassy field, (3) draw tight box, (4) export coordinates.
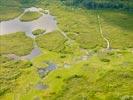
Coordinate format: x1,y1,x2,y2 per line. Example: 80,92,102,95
19,11,42,22
0,55,40,100
99,10,133,49
35,1,133,99
0,32,33,56
38,1,133,49
12,48,132,100
34,49,133,100
36,31,67,52
0,0,133,100
0,55,32,96
0,0,41,21
0,7,23,21
50,6,105,49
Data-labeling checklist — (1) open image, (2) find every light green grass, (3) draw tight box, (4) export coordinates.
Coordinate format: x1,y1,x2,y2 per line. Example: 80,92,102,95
99,10,133,49
0,55,32,96
36,31,67,52
0,7,23,21
1,49,132,100
50,6,105,49
0,32,34,56
19,11,42,22
0,55,40,100
0,0,133,100
40,50,133,100
39,1,133,49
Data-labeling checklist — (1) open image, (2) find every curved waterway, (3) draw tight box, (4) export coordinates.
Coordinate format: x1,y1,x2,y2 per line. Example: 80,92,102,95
0,7,57,60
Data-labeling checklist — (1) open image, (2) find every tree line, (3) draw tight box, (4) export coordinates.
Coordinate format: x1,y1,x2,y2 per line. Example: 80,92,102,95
60,0,132,11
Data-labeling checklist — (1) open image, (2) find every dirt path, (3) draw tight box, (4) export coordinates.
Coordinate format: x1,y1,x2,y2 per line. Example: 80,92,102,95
97,15,110,49
57,14,110,50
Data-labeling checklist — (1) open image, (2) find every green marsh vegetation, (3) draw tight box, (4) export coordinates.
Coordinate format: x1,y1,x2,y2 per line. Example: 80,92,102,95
0,55,33,96
0,7,23,21
0,32,34,56
34,1,133,99
19,11,42,22
33,49,133,100
99,10,133,49
36,31,67,52
44,1,133,50
0,0,41,21
0,0,133,99
0,55,41,100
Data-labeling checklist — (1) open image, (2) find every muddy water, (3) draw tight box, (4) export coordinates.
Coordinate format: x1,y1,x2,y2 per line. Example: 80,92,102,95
37,63,57,78
0,7,57,60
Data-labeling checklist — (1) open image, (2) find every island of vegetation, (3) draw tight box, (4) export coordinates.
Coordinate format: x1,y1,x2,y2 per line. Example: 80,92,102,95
32,29,46,35
19,11,42,22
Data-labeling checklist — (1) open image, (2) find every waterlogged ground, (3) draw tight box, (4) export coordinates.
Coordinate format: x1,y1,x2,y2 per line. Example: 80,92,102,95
1,48,133,100
0,7,57,38
0,7,57,60
0,3,133,100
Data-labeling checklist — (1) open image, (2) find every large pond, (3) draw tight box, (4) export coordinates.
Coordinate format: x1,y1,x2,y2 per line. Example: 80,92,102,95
0,7,57,59
0,7,57,38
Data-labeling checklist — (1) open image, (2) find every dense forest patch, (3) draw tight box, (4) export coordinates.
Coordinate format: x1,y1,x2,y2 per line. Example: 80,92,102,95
60,0,132,11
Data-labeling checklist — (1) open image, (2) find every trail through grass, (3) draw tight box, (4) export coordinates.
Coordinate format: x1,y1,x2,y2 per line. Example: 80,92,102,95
97,14,110,49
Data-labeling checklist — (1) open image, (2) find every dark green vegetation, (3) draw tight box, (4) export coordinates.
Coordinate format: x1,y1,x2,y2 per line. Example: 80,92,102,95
36,31,67,52
0,0,133,100
19,11,42,22
0,32,33,56
32,29,46,35
20,0,39,5
0,0,40,7
61,0,133,11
